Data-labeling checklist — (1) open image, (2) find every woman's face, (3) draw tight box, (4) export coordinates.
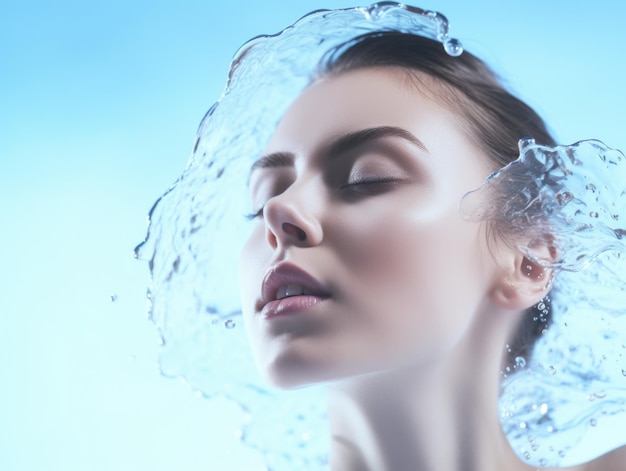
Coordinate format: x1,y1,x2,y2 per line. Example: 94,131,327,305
239,68,500,388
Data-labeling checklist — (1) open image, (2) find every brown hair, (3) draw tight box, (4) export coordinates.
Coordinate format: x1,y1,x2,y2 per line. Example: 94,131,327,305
319,31,555,369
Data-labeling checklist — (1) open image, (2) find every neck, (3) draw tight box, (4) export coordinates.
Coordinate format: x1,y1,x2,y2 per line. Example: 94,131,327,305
327,306,532,471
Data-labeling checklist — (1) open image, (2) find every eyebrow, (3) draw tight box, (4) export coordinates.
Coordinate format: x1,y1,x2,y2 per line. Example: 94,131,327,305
248,125,429,179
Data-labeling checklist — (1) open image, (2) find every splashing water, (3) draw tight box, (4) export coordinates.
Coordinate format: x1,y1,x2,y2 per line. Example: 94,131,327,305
134,1,626,469
461,138,626,466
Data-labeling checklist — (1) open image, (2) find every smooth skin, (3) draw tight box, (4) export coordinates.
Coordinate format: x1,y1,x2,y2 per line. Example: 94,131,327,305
238,68,625,470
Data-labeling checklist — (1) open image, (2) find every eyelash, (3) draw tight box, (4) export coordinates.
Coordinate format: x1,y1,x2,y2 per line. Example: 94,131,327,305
244,206,264,220
340,177,400,192
244,177,399,220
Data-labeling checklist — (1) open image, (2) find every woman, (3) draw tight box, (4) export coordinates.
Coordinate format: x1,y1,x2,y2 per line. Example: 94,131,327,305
137,4,626,469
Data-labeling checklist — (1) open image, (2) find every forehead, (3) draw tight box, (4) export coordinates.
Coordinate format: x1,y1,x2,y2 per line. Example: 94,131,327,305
262,67,458,154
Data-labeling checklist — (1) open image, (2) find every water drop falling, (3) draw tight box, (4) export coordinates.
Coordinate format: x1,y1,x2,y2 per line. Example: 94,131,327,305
443,37,463,56
224,319,236,329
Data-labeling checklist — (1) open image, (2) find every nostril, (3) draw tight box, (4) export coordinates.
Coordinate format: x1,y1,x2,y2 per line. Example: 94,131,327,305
282,222,307,241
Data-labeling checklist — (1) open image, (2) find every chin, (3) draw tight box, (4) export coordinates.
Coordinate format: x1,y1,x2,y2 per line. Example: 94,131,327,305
257,350,352,390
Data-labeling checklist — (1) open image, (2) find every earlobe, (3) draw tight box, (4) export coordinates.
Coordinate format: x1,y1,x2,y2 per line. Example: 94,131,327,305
490,253,554,311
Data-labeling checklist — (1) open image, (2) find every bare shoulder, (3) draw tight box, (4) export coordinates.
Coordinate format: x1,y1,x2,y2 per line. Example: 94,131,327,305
581,445,626,471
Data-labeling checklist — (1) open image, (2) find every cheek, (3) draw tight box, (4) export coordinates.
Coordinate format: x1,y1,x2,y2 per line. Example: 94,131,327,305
238,226,268,312
331,198,489,356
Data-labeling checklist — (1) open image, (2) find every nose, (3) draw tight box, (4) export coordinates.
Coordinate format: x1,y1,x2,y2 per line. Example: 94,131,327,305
263,186,323,250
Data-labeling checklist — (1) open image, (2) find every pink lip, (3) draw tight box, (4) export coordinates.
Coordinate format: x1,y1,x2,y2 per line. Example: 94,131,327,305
259,262,331,318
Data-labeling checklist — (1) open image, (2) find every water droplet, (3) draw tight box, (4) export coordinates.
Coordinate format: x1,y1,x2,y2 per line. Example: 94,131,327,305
443,37,463,56
539,458,547,467
519,421,527,429
523,451,531,460
586,183,597,192
537,302,545,311
548,366,557,375
546,426,554,433
558,450,566,458
515,356,526,368
224,319,236,329
589,211,599,218
590,418,597,426
539,403,548,414
110,294,118,302
555,191,574,205
622,369,626,376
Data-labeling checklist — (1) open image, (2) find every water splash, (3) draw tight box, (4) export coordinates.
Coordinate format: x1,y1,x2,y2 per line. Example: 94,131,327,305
461,138,626,466
133,1,626,468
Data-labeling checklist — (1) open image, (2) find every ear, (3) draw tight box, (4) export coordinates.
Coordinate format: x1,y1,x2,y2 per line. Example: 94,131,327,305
489,238,556,311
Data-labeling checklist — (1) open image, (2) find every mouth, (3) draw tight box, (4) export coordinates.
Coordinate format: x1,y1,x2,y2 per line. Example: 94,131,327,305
259,262,331,318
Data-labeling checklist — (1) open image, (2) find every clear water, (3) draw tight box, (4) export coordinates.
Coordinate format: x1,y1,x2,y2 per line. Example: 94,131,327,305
461,138,626,466
135,3,626,469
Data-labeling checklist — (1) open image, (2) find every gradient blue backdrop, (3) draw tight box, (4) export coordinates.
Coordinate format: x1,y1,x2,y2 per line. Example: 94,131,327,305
1,1,624,470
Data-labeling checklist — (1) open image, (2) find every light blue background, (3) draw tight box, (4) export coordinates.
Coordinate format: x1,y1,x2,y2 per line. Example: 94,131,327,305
1,1,624,470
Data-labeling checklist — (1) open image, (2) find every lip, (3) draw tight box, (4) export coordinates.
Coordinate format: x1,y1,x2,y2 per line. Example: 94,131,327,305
259,261,331,318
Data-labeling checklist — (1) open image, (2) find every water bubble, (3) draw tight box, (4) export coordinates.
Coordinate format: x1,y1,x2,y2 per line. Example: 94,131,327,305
548,366,557,375
622,369,626,376
589,211,599,218
519,422,527,429
590,418,597,426
443,37,463,56
539,403,548,414
555,191,574,205
515,356,527,368
110,294,118,302
539,458,547,467
558,450,566,458
586,183,597,192
523,451,531,460
224,319,236,329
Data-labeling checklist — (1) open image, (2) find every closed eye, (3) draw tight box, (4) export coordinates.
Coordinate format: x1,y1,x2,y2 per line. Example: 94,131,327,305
340,177,403,194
